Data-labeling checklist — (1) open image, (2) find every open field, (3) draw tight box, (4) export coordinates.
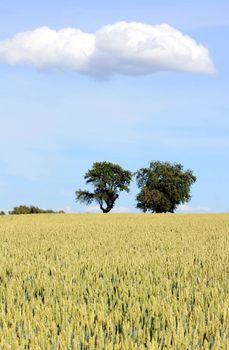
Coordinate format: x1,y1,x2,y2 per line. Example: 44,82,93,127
0,214,229,349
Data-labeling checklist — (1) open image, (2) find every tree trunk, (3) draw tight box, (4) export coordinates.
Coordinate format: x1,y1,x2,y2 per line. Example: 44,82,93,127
101,207,112,213
99,195,118,213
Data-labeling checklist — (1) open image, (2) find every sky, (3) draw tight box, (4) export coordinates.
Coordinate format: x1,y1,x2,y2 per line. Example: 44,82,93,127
0,0,228,213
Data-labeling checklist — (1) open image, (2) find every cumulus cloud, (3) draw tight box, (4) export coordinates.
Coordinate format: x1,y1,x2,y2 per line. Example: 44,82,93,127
0,22,215,77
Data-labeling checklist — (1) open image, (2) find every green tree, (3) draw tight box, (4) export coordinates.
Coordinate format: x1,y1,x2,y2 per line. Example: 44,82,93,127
0,210,5,215
76,161,132,213
9,205,63,215
136,161,196,213
9,205,32,214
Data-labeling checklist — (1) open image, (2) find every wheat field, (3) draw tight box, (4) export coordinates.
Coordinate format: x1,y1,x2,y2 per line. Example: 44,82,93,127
0,214,229,349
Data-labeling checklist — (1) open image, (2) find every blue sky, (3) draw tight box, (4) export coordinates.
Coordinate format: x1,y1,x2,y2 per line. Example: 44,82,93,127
0,0,228,213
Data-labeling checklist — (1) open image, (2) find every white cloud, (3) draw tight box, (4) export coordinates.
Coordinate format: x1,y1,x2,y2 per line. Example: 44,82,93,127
0,27,95,72
177,204,210,213
0,22,215,77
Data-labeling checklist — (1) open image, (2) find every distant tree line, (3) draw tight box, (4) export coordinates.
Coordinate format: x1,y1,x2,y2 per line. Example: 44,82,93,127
0,205,65,215
76,160,196,214
9,205,65,215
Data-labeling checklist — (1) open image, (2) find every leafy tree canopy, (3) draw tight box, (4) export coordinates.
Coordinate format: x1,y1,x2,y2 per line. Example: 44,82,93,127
76,161,132,213
136,161,197,213
9,205,64,215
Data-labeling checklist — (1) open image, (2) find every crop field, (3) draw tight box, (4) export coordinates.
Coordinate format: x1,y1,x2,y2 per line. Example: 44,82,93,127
0,214,229,349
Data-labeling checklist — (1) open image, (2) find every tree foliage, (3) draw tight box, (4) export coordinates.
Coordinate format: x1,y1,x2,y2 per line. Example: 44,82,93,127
136,161,197,213
9,205,64,215
76,162,132,213
0,210,5,215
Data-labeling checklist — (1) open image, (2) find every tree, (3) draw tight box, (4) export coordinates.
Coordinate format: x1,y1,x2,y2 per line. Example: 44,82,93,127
0,210,5,215
136,161,196,213
9,205,32,215
9,205,64,215
75,161,132,213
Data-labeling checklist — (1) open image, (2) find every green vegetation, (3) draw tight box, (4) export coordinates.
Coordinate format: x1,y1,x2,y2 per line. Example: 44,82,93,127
75,160,196,213
9,205,65,215
136,161,196,213
75,161,132,213
1,161,197,214
0,214,229,349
